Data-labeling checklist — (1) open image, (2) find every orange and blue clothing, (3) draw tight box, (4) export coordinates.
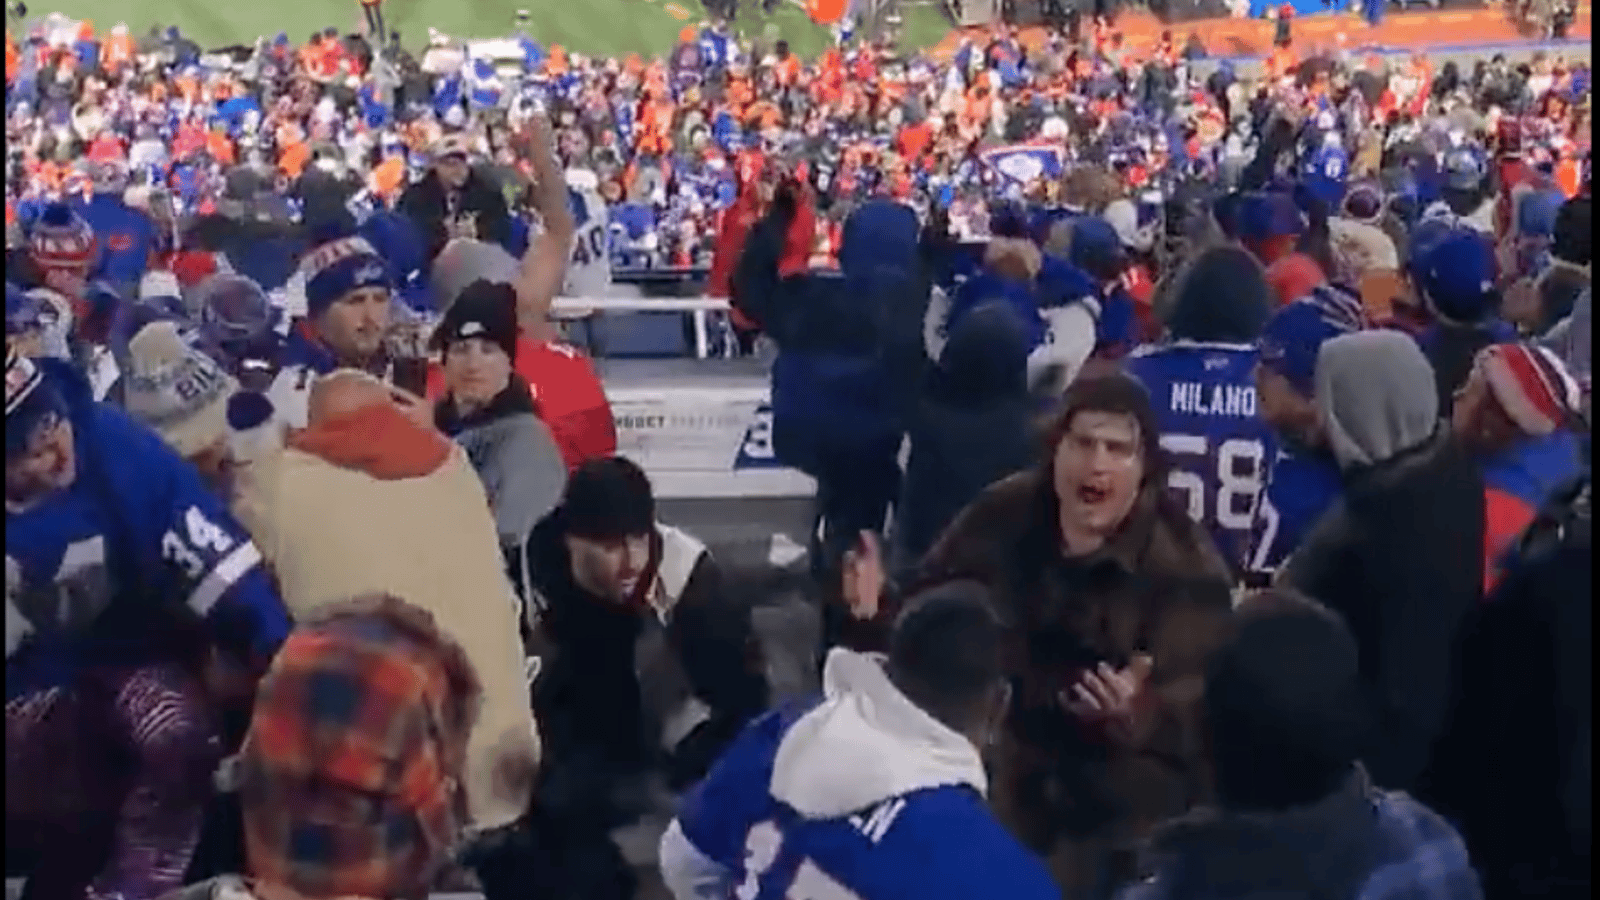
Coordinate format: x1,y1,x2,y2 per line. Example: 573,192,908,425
1480,431,1583,592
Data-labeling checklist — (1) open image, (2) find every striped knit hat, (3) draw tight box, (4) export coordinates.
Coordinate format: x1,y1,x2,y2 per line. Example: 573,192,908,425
28,203,96,273
1475,342,1583,437
5,349,67,461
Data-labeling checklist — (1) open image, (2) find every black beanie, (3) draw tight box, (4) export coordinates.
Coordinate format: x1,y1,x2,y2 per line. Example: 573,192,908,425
1205,594,1373,810
433,280,519,362
1551,194,1591,268
560,456,656,541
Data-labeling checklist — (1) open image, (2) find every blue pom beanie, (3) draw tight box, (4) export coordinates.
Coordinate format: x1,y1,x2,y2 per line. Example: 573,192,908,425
1257,285,1368,396
300,236,392,318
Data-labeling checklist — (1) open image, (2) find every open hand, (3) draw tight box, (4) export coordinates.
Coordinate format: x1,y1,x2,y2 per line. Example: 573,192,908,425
839,531,885,620
1062,654,1156,747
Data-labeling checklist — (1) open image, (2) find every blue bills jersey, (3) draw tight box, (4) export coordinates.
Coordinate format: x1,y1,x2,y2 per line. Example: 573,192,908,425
1126,341,1276,571
676,702,1060,900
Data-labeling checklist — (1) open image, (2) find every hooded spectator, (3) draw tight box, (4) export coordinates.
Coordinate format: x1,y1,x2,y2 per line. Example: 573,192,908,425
758,194,916,598
893,302,1035,575
1248,283,1368,577
398,131,514,264
841,371,1234,898
1409,227,1516,413
432,280,567,577
1118,589,1482,899
1449,342,1585,589
234,370,541,840
1281,331,1487,804
521,456,769,897
660,582,1061,900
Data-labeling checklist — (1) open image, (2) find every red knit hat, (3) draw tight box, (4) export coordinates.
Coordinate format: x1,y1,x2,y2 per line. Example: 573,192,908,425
27,203,96,272
1476,342,1583,436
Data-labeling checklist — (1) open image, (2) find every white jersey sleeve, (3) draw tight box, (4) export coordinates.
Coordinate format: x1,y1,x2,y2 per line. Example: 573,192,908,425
563,188,614,300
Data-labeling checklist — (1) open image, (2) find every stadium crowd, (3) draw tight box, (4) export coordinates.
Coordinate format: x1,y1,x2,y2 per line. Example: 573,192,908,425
4,3,1595,900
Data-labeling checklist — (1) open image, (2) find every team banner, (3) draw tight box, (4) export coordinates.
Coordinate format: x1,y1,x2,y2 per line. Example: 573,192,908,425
982,144,1067,188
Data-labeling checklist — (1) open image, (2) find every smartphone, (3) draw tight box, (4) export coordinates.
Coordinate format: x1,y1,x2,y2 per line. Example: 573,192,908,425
390,357,429,397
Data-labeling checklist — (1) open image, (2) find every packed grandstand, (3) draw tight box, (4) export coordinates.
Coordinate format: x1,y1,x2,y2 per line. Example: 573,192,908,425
3,1,1594,900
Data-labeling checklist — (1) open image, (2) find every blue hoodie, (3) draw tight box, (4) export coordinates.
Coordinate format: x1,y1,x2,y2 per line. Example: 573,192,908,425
73,192,160,292
768,201,922,478
945,251,1096,351
6,359,291,700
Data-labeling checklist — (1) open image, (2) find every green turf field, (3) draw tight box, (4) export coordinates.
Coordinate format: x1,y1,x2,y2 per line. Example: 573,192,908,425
34,0,951,59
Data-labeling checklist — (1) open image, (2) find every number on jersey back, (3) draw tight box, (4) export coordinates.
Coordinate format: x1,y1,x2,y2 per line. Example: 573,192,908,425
564,186,613,298
734,814,891,900
1125,342,1276,571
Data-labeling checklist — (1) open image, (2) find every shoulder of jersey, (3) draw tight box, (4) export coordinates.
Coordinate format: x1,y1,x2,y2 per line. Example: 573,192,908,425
878,788,1061,900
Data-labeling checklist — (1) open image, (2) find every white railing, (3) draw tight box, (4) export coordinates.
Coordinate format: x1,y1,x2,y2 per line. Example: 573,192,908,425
549,296,732,359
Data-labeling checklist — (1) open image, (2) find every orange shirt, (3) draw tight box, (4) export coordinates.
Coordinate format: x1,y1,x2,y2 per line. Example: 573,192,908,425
279,141,311,179
370,155,406,203
103,33,133,72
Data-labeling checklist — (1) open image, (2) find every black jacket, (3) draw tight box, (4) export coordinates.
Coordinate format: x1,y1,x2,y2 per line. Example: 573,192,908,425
398,167,514,266
1282,432,1487,798
1432,473,1591,897
523,516,769,787
894,301,1036,574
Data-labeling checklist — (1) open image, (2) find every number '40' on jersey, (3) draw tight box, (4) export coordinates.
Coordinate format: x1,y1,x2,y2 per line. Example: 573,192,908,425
1125,342,1277,573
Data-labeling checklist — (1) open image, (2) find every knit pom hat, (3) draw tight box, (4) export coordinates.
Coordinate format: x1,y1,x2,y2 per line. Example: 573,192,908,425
122,320,241,458
1474,342,1583,437
5,350,68,461
28,203,96,272
300,236,391,318
1258,284,1368,396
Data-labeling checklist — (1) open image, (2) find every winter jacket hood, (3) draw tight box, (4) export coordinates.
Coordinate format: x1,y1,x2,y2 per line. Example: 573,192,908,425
1315,330,1441,471
770,648,987,819
289,401,451,480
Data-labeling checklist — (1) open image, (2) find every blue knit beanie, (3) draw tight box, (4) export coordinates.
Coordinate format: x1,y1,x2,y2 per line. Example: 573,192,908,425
300,236,392,318
1257,285,1368,396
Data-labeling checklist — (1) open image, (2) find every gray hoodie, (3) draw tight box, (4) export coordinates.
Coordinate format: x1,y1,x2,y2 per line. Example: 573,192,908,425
1543,288,1591,420
450,411,567,549
1314,331,1440,471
